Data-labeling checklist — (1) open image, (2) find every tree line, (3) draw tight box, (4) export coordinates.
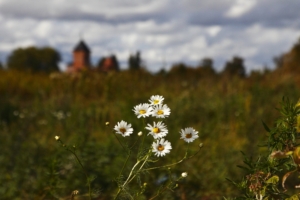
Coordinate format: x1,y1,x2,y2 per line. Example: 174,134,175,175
0,47,145,73
0,46,247,77
2,37,300,77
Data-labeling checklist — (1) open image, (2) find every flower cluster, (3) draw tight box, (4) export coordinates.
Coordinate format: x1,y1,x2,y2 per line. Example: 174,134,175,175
133,95,170,119
113,95,199,157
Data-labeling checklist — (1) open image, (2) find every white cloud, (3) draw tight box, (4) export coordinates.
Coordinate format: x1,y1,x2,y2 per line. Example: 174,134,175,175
226,0,257,18
207,26,222,37
0,0,299,73
34,21,53,38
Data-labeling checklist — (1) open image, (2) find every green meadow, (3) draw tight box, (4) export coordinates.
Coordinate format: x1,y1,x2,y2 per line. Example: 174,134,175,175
1,68,300,199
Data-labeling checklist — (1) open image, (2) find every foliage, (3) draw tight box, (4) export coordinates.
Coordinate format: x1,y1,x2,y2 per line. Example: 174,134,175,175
227,98,300,199
197,57,216,76
128,51,142,70
222,56,246,78
7,46,60,72
169,62,217,80
272,38,300,76
55,96,202,200
1,68,300,199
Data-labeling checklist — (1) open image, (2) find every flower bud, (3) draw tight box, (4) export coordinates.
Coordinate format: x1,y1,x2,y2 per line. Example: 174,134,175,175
181,172,188,177
72,190,79,195
138,131,143,136
199,143,203,148
55,136,60,141
105,122,109,126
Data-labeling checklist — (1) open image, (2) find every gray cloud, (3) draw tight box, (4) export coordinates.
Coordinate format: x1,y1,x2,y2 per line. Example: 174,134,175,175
0,0,299,73
0,0,175,24
0,0,298,27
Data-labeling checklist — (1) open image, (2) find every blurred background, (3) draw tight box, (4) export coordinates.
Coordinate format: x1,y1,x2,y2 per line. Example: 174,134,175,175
0,0,300,73
1,0,300,199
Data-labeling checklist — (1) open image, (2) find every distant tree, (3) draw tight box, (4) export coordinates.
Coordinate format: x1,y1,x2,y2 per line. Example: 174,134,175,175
273,54,285,69
222,56,246,77
288,37,300,59
128,51,142,70
278,38,300,73
111,55,120,70
7,46,61,72
198,57,216,75
0,61,3,70
97,57,105,68
156,68,167,76
201,57,213,68
169,63,188,74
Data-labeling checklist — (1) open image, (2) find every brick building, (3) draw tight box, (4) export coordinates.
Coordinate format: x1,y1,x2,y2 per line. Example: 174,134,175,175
97,55,120,72
67,40,91,73
67,40,119,73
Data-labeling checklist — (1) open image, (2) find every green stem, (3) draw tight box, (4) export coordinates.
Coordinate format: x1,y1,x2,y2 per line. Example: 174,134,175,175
66,148,92,200
138,118,147,152
58,139,92,200
119,151,131,177
129,136,141,149
138,131,146,154
114,160,141,200
123,160,141,186
114,133,126,151
127,154,150,184
114,151,151,200
143,147,201,172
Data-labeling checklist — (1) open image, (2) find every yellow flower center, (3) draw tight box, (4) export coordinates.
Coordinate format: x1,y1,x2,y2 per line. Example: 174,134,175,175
157,144,164,151
120,128,126,134
152,127,160,134
153,100,160,104
139,110,146,114
157,110,164,115
185,133,192,138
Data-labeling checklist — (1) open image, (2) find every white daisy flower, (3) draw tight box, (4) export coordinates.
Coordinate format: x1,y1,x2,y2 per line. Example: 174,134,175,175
152,104,171,118
133,103,153,118
180,127,199,143
146,121,168,139
152,138,172,157
149,95,164,105
114,120,134,137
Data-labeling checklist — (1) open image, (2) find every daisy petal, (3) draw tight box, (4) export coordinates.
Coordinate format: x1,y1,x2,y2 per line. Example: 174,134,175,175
114,120,134,137
180,127,199,143
152,138,172,157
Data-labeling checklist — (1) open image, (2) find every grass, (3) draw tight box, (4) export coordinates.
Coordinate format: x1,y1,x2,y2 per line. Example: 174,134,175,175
1,68,300,199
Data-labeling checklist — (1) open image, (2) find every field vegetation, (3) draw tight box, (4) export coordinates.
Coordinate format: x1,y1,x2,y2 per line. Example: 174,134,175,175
2,39,300,199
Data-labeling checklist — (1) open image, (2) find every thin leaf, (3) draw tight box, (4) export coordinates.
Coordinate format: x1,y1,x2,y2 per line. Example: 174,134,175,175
262,120,271,132
282,169,297,191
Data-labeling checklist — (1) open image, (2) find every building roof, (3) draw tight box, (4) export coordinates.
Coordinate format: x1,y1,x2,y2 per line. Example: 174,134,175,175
73,40,90,53
98,55,120,72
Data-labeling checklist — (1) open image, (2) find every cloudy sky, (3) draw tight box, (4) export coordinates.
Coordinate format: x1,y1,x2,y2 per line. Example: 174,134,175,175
0,0,299,73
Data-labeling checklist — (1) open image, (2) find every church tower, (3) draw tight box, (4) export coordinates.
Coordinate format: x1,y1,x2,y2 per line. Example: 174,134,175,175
67,40,91,73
